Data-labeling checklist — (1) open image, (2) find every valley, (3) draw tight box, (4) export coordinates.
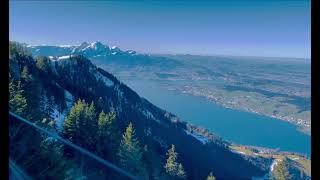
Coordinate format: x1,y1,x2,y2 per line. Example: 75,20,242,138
123,79,311,156
9,0,311,179
27,41,311,147
9,41,311,179
95,53,311,135
28,43,311,135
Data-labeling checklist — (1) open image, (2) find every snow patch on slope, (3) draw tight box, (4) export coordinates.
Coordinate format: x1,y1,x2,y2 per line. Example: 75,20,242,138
64,89,74,109
251,159,278,180
51,107,66,130
251,159,282,180
94,71,114,87
234,151,247,155
142,109,162,124
48,55,75,61
230,149,248,156
58,45,74,48
270,159,281,172
58,55,74,60
127,50,136,54
51,89,74,130
184,130,209,145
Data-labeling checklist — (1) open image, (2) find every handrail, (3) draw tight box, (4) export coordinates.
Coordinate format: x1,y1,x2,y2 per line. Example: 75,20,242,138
9,159,32,180
9,111,140,180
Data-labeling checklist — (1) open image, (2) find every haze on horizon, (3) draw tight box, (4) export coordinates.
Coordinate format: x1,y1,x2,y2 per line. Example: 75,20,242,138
9,1,310,58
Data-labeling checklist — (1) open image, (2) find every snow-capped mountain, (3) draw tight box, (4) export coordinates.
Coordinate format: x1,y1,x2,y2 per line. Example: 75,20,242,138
71,41,110,56
27,41,137,58
27,41,181,77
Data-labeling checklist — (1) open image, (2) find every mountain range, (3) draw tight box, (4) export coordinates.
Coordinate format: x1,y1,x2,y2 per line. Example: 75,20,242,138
26,41,311,134
28,41,136,57
10,41,310,179
9,41,274,179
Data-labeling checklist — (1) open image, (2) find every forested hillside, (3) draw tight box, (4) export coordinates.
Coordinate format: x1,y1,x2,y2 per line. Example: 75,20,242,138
27,41,311,135
9,42,281,179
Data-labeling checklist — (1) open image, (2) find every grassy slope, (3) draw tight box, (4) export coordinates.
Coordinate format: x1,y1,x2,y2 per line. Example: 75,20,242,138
229,145,311,177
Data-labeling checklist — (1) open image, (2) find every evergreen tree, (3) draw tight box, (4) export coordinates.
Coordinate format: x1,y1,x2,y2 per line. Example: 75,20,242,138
97,110,118,157
20,65,43,121
21,65,31,80
98,111,116,137
9,79,27,117
62,100,98,152
9,43,85,179
33,140,71,179
176,163,186,179
98,111,108,136
62,99,84,144
38,91,56,120
9,41,31,58
207,172,216,180
165,144,178,176
117,122,148,179
271,158,292,180
36,56,51,73
9,80,64,180
84,102,98,150
96,97,105,111
9,78,31,156
164,144,186,179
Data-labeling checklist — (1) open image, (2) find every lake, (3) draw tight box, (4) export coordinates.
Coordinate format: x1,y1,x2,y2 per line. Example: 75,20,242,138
124,79,311,156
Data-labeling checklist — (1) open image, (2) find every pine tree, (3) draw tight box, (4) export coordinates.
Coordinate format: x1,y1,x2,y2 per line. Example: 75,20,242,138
83,102,98,150
63,100,84,143
98,111,108,136
207,172,216,180
36,56,51,73
165,144,178,175
21,65,31,80
62,100,98,152
9,80,27,117
117,122,148,179
35,140,70,179
9,78,30,150
9,41,31,58
98,111,116,138
20,65,43,121
97,110,118,157
177,163,186,179
164,144,186,179
271,158,292,180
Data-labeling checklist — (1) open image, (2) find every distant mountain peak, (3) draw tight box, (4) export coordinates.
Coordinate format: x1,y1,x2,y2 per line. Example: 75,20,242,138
79,41,89,47
126,50,136,55
90,41,104,48
27,41,140,57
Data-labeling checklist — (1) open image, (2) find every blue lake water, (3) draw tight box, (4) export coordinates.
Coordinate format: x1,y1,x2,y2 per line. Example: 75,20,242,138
124,80,311,156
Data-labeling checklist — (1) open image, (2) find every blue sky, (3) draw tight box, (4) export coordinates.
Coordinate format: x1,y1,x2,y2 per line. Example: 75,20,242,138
9,1,310,58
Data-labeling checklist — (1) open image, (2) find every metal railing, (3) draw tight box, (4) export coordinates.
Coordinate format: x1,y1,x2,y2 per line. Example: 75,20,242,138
9,159,32,180
9,111,140,180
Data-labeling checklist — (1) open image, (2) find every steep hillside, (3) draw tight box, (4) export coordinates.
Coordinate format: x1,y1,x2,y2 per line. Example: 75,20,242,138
27,41,311,136
10,42,270,179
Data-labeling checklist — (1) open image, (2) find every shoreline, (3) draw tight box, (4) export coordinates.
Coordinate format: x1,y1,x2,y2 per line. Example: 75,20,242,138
167,87,311,135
